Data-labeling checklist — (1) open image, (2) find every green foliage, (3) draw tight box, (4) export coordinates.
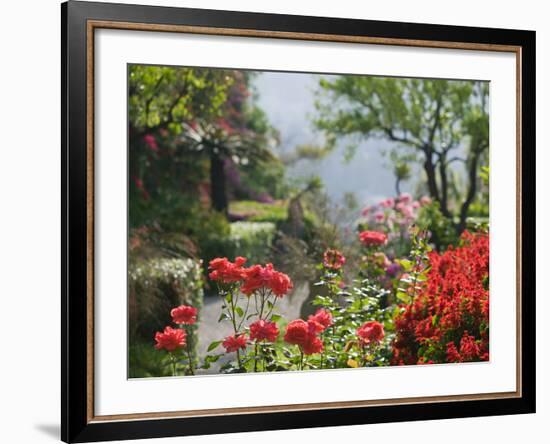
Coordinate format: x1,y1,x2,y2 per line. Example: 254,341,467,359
128,258,204,361
417,201,459,250
229,200,288,223
202,221,277,270
129,65,231,131
228,222,276,263
315,76,489,228
129,341,173,378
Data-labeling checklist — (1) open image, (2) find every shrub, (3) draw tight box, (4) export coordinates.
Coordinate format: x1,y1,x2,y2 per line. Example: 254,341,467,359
392,231,489,365
129,257,204,363
203,221,277,271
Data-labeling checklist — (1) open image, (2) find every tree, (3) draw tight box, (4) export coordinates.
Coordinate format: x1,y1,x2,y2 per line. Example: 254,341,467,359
315,77,489,233
128,66,278,221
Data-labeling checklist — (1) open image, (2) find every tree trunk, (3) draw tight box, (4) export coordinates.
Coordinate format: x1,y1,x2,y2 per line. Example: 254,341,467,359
210,151,228,215
457,148,481,234
438,153,450,218
423,147,440,204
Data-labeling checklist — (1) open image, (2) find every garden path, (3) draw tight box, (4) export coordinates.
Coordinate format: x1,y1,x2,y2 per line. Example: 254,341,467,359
196,281,310,373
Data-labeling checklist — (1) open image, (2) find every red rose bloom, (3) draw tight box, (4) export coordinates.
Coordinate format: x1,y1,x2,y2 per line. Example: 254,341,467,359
222,334,248,353
269,270,293,297
208,257,247,283
154,326,186,352
284,319,324,355
323,249,346,270
284,319,310,345
307,309,333,332
240,264,274,295
302,335,323,355
241,263,293,297
249,320,279,342
357,321,385,345
170,305,198,325
358,230,387,247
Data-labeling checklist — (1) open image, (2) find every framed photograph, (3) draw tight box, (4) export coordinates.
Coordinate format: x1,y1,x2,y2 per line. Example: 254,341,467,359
62,1,535,442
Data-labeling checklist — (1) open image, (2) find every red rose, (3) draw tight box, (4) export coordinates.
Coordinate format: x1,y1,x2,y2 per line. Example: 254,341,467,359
241,263,293,297
170,305,198,325
208,257,247,283
240,264,274,295
359,230,387,247
323,249,346,270
154,326,186,352
284,319,324,355
269,270,293,297
357,321,385,345
249,320,279,342
307,309,333,332
283,319,310,345
222,334,248,353
302,335,323,355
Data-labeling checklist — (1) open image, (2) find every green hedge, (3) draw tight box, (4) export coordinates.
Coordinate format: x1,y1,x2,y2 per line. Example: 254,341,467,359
226,221,276,265
129,257,204,371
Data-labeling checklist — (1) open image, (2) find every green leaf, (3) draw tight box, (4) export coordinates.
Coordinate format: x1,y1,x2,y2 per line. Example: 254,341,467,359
207,340,222,352
271,314,282,322
235,306,244,317
396,289,412,304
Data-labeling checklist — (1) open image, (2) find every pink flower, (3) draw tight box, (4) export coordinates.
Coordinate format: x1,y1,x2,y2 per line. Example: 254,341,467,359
374,211,385,223
398,193,412,204
379,198,395,208
222,334,248,353
154,326,186,352
249,320,279,342
170,305,198,325
143,134,159,153
420,195,432,206
323,249,346,270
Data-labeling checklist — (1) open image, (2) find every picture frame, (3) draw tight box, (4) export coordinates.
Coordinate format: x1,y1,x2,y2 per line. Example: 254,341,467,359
61,1,536,442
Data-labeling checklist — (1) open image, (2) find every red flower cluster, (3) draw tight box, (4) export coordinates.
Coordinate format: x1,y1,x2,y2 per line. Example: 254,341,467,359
154,326,186,352
241,263,293,297
307,309,333,332
249,320,279,342
284,318,325,355
357,321,385,345
208,257,247,283
392,231,489,365
222,334,248,353
209,257,293,297
323,249,346,270
359,230,387,247
170,305,198,325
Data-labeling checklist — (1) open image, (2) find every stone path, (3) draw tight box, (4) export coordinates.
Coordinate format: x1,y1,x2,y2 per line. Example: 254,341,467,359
196,282,310,373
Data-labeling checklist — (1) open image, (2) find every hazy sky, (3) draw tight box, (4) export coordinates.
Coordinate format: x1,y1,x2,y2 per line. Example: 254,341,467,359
253,71,415,207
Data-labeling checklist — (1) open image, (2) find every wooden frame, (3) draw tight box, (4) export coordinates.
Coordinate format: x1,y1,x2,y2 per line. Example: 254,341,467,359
62,1,536,442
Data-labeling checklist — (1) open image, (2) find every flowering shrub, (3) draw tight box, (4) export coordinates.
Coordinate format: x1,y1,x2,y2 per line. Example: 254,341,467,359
129,257,203,365
392,231,489,365
150,228,489,375
360,193,431,257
